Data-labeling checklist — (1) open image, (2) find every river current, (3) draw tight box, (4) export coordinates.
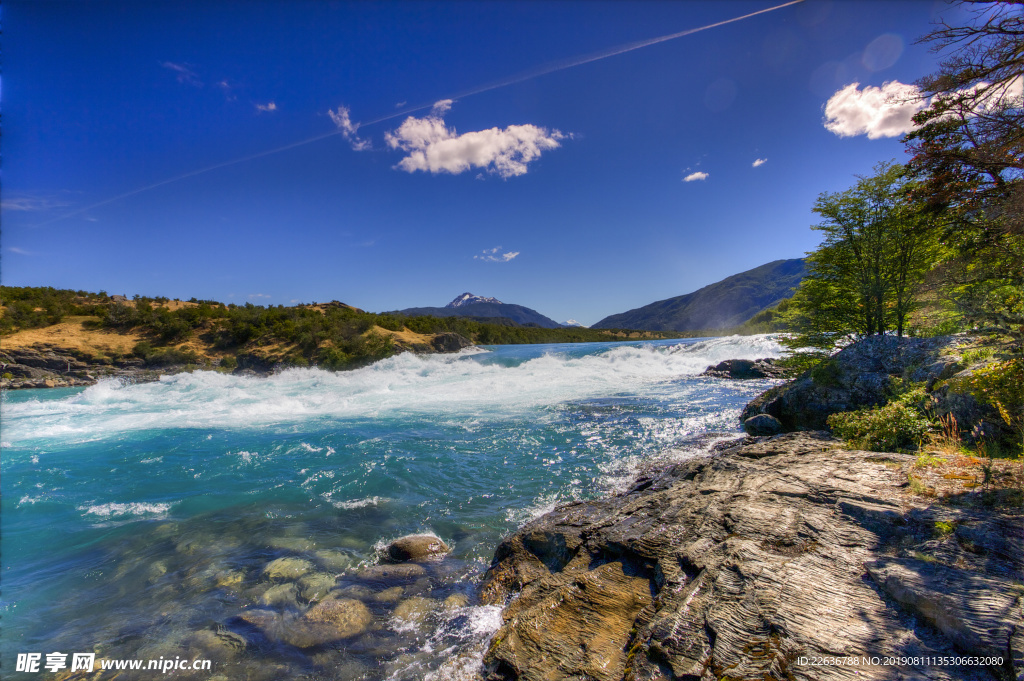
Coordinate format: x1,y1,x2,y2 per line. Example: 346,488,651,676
1,335,784,680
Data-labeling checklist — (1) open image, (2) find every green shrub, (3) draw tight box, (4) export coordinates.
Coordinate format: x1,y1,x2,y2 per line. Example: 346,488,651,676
219,355,237,370
961,347,995,365
133,341,154,358
954,359,1024,453
827,402,931,451
2,372,13,380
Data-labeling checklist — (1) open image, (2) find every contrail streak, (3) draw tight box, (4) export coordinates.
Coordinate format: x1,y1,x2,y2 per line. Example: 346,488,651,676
35,0,802,227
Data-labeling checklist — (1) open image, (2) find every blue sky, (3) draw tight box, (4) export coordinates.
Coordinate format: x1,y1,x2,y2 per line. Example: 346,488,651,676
4,0,963,325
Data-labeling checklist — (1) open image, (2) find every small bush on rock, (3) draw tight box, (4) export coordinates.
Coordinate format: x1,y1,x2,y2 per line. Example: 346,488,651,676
828,402,931,452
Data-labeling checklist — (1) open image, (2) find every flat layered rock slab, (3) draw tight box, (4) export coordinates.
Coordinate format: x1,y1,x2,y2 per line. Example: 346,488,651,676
481,432,1021,681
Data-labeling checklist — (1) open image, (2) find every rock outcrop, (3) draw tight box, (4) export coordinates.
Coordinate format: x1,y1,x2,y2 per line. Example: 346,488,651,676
739,335,997,434
700,358,787,379
481,432,1022,681
430,332,474,354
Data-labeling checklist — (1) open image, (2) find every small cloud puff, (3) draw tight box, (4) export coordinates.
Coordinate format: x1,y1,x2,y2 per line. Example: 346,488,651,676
752,158,767,167
474,247,520,263
683,171,709,182
162,61,202,87
255,102,277,112
329,106,372,151
385,102,566,178
1,196,68,212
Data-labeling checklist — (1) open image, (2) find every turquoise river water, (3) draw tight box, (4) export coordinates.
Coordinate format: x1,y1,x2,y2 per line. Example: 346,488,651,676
1,336,784,680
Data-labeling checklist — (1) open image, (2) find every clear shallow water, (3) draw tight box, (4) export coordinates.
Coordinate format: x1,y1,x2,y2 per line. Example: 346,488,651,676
1,336,784,680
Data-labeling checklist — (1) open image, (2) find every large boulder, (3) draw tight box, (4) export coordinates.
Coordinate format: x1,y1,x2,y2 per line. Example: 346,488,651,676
481,432,1021,681
431,333,473,353
701,357,787,379
386,534,450,562
742,413,783,436
740,335,974,431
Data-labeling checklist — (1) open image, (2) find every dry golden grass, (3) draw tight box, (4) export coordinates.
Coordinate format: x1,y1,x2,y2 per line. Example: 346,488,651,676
117,299,199,311
368,325,435,347
906,452,1024,504
0,316,142,357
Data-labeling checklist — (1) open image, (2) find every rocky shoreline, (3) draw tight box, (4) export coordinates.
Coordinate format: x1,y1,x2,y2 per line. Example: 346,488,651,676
0,332,473,390
476,334,1022,680
478,431,1023,681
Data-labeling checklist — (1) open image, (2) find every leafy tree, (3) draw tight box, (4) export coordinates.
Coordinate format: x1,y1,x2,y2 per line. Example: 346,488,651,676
904,0,1023,337
784,162,938,354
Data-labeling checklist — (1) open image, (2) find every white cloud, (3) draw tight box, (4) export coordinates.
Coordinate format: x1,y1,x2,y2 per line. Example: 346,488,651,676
431,99,453,116
248,293,271,300
474,247,520,262
683,171,709,182
162,61,201,87
385,104,566,178
1,196,68,211
7,247,35,255
255,101,277,112
823,77,1024,140
328,106,372,151
217,80,237,101
752,158,767,167
823,81,925,139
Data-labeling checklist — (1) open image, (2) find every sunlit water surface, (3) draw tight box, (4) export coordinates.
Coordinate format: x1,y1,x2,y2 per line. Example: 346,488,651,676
1,336,784,680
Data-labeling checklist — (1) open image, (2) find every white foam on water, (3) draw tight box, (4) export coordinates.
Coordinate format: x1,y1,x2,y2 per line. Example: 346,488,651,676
231,450,259,464
330,495,387,510
4,336,784,445
384,604,504,681
505,490,573,526
79,502,172,518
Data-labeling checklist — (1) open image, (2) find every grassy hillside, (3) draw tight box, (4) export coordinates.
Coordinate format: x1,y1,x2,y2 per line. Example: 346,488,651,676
0,287,678,371
593,259,807,332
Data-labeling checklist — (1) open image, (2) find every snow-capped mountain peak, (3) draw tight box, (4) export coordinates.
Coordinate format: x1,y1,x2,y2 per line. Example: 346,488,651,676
446,292,503,308
563,319,587,328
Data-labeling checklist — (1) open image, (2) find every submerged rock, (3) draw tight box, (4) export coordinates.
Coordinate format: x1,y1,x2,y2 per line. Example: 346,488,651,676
313,548,357,573
357,563,428,583
297,573,337,603
372,586,405,603
386,534,450,562
481,432,1021,681
392,596,440,628
184,628,248,661
259,582,298,607
280,598,373,648
262,556,314,581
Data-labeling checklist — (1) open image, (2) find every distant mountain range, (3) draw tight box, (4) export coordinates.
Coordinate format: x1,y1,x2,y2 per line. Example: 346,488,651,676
593,258,807,332
396,293,562,329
